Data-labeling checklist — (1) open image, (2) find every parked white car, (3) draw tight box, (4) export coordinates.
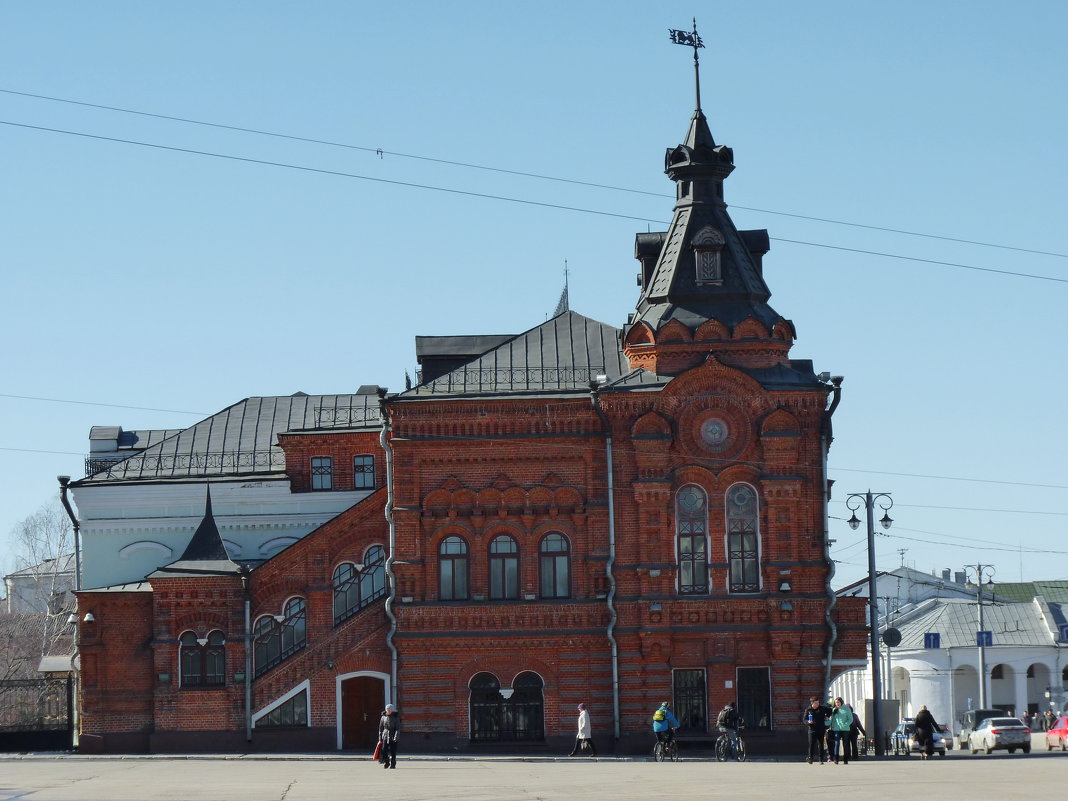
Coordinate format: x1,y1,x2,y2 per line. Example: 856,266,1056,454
967,717,1031,755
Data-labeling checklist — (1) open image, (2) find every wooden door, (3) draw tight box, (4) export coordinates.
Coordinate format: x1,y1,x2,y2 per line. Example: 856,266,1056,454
341,676,385,750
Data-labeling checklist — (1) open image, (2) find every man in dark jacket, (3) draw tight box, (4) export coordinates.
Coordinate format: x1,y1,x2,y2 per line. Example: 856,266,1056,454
378,704,399,769
802,696,831,764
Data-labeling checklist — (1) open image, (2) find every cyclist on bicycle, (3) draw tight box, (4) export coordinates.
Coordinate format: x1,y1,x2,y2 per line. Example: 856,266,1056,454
652,701,680,747
716,701,745,750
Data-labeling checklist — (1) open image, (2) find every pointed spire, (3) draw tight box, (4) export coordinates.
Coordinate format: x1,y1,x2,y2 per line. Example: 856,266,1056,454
150,485,242,577
177,486,230,563
553,260,570,316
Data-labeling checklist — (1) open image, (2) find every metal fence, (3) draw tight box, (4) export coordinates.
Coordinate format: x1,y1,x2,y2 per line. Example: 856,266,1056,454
0,677,72,751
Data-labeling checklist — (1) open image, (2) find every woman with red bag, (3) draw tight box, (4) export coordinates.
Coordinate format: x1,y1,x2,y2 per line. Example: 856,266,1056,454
378,704,400,769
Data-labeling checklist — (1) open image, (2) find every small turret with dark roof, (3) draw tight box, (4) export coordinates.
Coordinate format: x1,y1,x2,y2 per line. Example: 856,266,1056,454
150,488,243,577
623,73,795,377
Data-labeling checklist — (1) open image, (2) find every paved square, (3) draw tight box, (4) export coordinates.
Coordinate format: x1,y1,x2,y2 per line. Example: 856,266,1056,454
0,748,1065,801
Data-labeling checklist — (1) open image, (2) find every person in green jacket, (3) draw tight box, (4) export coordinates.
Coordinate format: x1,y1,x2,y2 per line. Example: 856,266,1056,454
828,697,854,764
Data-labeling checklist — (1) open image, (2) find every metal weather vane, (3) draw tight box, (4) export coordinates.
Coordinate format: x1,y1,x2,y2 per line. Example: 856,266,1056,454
669,18,705,111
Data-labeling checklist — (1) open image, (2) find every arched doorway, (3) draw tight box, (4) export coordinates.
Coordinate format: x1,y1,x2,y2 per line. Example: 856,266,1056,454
1026,663,1051,720
990,663,1015,714
339,673,386,750
952,665,979,725
889,666,911,715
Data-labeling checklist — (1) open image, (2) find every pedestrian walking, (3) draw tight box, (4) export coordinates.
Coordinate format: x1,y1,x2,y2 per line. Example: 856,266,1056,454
913,705,941,760
801,696,831,764
828,697,854,764
378,703,399,769
567,703,598,756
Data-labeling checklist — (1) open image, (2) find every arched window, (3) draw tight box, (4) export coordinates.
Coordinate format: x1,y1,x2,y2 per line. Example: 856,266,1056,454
676,485,709,594
332,546,387,625
359,545,387,604
180,630,225,687
489,535,519,600
333,563,358,623
253,598,307,677
179,632,225,692
439,536,469,600
469,671,545,742
508,671,545,741
280,598,307,659
539,533,570,599
470,672,502,742
725,483,760,593
253,616,280,678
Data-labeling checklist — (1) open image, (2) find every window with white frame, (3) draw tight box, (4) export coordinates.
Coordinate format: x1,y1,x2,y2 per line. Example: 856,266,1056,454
311,456,333,490
676,485,709,594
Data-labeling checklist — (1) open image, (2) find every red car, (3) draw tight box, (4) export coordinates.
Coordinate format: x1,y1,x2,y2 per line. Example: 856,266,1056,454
1046,716,1068,751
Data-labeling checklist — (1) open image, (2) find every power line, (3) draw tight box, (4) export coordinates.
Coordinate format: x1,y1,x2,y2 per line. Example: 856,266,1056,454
775,238,1068,284
0,120,666,226
3,118,1066,286
894,503,1068,517
4,87,1066,260
0,393,207,415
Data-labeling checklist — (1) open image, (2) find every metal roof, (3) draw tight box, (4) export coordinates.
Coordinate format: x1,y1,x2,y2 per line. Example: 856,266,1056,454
78,392,382,484
4,553,76,579
991,581,1068,604
401,311,631,398
89,426,185,449
892,598,1057,649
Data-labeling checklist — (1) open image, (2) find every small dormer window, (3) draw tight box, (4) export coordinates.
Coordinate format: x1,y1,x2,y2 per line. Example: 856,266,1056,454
692,226,725,285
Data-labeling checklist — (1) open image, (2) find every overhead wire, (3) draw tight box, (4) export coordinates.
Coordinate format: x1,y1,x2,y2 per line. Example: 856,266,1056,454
2,118,1067,284
3,87,1066,260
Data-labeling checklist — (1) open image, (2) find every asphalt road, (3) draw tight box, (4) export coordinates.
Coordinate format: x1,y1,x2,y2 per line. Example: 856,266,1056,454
1,744,1064,801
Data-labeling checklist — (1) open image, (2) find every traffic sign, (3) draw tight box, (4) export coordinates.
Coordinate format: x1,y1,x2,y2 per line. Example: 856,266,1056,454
923,632,941,649
883,627,902,647
977,631,993,647
1059,623,1068,643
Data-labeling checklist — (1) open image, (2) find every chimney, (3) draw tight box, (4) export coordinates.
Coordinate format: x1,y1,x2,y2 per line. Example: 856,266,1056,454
954,571,966,585
942,569,951,581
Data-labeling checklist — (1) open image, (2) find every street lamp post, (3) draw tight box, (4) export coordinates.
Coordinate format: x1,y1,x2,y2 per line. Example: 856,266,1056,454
965,564,996,709
846,491,893,756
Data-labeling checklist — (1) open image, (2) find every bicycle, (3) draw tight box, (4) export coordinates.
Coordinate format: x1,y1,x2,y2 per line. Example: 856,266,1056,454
715,728,746,762
653,734,679,762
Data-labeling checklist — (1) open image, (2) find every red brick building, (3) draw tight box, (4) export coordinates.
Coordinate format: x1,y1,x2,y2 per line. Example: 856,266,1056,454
73,94,866,754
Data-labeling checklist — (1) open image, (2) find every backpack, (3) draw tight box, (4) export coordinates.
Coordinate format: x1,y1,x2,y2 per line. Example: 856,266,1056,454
716,707,732,727
653,708,667,722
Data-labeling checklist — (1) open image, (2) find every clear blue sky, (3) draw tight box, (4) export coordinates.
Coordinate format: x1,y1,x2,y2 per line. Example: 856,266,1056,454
2,1,1066,590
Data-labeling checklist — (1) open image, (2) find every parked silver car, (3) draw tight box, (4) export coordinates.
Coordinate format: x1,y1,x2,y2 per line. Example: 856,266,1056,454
967,717,1031,755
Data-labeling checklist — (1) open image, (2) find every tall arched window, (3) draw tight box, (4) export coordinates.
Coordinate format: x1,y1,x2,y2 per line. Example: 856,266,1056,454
253,598,307,677
470,672,502,741
179,630,225,688
253,616,280,677
332,545,387,624
489,535,519,600
726,483,760,593
359,545,386,604
539,533,570,599
333,563,358,623
439,536,469,600
280,597,307,659
676,485,709,594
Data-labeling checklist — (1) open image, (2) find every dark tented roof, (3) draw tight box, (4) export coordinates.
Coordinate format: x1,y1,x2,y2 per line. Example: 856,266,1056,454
402,311,631,398
149,489,243,578
78,393,382,483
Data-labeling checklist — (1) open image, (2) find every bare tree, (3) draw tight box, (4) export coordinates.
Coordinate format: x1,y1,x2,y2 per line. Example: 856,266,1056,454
1,500,75,678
